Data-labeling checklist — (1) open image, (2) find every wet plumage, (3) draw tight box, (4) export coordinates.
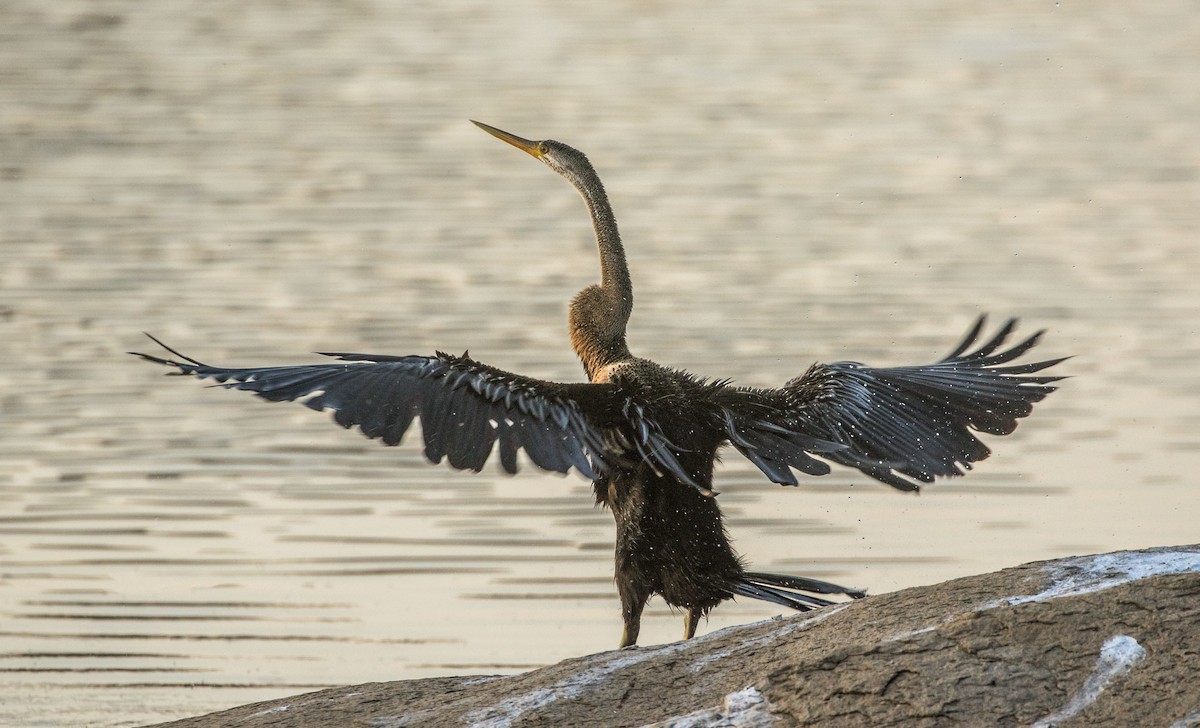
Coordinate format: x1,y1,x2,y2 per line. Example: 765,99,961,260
133,121,1065,647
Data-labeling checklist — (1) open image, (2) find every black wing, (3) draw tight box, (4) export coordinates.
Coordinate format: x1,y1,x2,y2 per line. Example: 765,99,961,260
718,316,1067,491
130,336,698,488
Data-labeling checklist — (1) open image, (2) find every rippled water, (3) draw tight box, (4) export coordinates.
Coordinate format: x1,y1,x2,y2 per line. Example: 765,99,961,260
3,1,1199,725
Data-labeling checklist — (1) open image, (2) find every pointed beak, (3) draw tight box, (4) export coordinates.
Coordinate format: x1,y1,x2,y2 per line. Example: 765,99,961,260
471,120,544,158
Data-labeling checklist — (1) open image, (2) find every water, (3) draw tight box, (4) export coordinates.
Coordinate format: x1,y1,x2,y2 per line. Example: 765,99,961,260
2,1,1199,725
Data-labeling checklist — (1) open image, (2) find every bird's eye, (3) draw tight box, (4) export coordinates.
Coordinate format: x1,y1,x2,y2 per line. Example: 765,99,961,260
538,143,549,155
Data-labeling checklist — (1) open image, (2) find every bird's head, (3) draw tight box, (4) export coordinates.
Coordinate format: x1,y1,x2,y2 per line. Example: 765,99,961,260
472,120,600,194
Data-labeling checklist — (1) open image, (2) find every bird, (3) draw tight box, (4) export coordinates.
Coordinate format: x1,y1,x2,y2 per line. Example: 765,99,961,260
132,120,1066,648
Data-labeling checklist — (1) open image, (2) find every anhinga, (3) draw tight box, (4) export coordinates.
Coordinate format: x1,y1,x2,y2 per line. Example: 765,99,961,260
133,121,1065,648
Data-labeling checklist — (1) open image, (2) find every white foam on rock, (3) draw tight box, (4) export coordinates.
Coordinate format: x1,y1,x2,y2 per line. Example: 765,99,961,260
990,546,1200,609
249,704,291,717
688,602,851,673
463,603,848,726
462,637,695,727
1167,710,1200,728
646,687,775,728
882,547,1199,648
1031,634,1146,727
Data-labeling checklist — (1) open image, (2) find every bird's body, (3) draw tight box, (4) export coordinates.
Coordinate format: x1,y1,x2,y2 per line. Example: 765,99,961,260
586,360,737,645
134,121,1065,647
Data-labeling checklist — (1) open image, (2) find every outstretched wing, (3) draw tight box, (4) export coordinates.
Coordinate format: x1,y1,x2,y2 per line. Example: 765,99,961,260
719,317,1067,491
130,337,695,486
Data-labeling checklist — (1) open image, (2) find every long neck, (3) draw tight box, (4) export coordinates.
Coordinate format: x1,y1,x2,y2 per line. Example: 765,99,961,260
579,174,632,320
566,167,634,378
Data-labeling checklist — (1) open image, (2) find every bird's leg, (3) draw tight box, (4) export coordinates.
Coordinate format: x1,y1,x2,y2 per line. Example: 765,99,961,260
683,609,701,640
618,581,650,648
618,594,647,648
619,620,639,649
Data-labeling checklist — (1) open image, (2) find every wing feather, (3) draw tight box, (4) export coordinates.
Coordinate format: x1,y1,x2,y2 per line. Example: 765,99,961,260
719,317,1066,491
131,339,684,486
131,341,618,480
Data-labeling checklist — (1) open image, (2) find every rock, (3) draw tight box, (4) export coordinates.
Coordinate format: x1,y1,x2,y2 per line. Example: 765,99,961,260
153,545,1200,727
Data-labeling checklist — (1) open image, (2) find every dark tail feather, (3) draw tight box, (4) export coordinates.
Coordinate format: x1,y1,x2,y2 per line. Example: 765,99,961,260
733,571,866,612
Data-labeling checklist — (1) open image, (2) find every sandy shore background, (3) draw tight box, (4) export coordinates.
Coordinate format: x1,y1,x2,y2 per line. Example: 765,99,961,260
2,2,1198,725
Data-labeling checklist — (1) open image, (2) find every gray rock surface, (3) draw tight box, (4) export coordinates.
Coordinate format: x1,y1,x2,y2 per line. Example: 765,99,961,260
153,545,1200,727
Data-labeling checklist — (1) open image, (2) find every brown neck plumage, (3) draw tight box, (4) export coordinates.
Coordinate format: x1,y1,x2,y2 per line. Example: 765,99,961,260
566,173,633,380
